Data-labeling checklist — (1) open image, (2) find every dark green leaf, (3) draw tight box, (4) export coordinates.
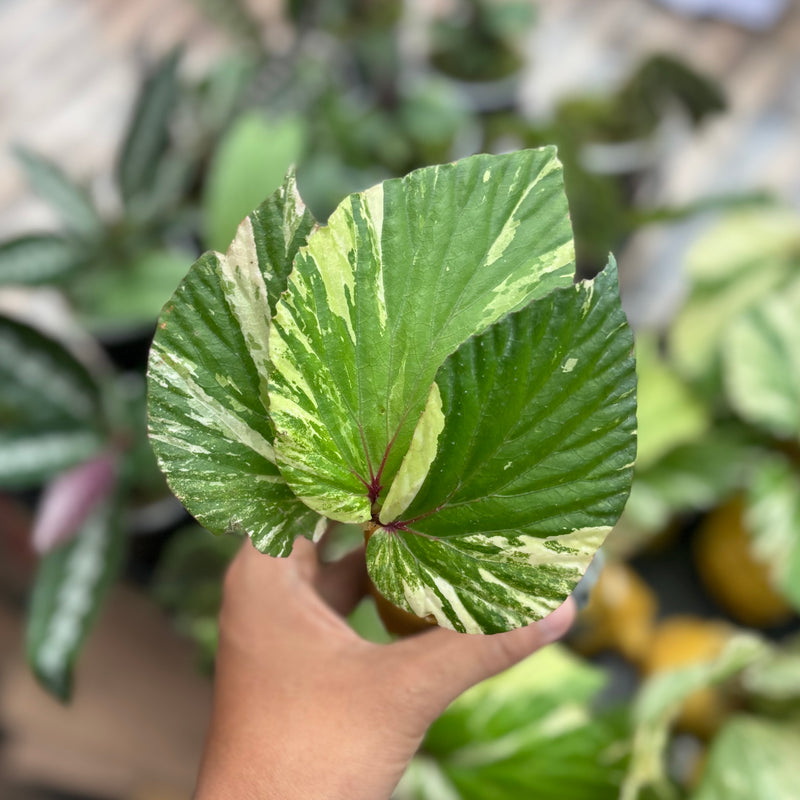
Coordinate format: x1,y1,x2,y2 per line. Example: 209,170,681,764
0,234,87,286
0,314,103,428
116,48,182,205
367,261,636,633
0,314,105,488
152,524,240,617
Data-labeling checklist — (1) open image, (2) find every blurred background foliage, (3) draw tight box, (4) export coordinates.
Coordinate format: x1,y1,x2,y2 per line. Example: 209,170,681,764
0,0,799,798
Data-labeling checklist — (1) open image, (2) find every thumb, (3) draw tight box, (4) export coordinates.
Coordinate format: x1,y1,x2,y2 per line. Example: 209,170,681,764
392,598,576,716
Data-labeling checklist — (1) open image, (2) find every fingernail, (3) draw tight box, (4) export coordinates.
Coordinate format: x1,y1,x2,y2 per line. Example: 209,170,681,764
571,550,605,612
539,599,576,643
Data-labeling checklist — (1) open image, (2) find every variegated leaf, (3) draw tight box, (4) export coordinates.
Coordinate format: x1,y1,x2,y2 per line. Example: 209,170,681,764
723,286,800,440
367,261,636,633
14,146,103,239
670,209,800,384
0,314,105,487
0,234,86,286
692,716,800,800
116,47,181,205
398,645,628,800
745,456,800,612
268,148,576,523
26,493,125,701
147,171,324,554
622,634,767,800
0,429,105,489
0,314,103,427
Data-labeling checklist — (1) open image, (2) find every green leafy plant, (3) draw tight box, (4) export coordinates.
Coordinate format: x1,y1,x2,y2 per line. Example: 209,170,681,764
0,50,194,334
622,209,800,620
397,644,630,799
0,311,168,699
429,0,536,83
147,148,637,633
485,53,739,271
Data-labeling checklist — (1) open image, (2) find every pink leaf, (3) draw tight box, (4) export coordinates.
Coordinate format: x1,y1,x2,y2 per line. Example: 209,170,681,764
32,452,118,554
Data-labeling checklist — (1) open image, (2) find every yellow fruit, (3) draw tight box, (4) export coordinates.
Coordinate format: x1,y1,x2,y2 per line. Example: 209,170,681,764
643,616,733,738
694,497,793,628
571,561,657,666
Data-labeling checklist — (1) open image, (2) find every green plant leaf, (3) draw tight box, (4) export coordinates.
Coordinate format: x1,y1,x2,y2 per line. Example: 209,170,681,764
397,645,629,800
0,429,105,489
116,48,181,205
152,524,240,617
741,636,800,707
683,208,800,290
621,634,767,800
691,716,800,800
366,261,636,633
14,146,103,238
0,314,103,427
634,332,708,470
74,248,195,333
0,234,87,286
203,112,305,252
0,314,105,487
723,287,800,439
0,315,102,425
624,426,757,533
268,148,576,526
26,493,125,700
745,456,800,612
148,171,324,554
670,209,800,384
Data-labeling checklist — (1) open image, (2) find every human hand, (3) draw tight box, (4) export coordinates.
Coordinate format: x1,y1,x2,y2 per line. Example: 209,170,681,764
195,537,576,800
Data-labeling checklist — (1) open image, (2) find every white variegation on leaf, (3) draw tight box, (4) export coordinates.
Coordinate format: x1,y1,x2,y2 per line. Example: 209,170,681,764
0,314,105,489
148,152,637,634
621,634,767,800
745,456,800,612
26,494,125,700
693,716,800,800
670,209,800,383
723,286,800,440
147,171,322,555
367,261,636,633
268,149,576,522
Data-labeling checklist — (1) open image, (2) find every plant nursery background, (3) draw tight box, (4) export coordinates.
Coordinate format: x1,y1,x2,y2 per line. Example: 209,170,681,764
0,0,799,798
